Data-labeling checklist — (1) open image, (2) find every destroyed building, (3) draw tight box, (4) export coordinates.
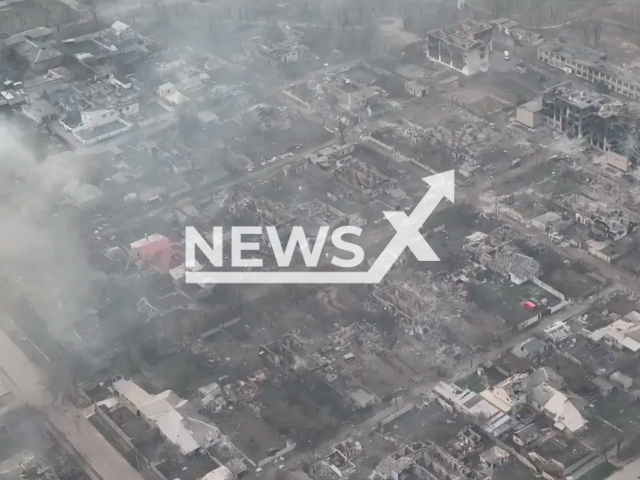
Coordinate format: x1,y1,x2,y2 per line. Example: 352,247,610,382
491,18,544,45
229,196,297,240
259,332,325,378
259,332,378,410
295,200,347,230
372,284,431,324
373,441,486,480
426,20,493,76
563,193,636,241
332,160,394,199
538,40,640,101
540,81,634,156
464,232,541,285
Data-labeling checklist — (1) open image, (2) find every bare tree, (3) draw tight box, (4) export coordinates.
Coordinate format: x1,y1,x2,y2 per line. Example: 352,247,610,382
82,0,98,24
337,117,348,144
615,430,625,458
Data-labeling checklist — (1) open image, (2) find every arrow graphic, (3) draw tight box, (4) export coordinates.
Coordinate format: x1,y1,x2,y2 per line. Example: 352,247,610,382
186,170,454,284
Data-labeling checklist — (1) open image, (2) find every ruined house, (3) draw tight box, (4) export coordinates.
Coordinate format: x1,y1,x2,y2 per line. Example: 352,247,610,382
332,160,395,199
464,232,541,285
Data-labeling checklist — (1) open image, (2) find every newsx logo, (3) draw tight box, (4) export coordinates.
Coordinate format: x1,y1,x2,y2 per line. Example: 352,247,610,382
185,170,454,284
186,224,364,270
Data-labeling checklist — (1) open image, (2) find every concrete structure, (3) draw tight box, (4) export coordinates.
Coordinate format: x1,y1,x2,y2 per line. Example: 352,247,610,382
538,40,640,101
404,81,429,97
426,19,493,75
515,100,544,128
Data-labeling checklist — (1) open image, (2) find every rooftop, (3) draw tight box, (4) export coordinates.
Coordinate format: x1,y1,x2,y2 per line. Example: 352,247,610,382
14,40,63,64
540,39,640,89
427,19,493,50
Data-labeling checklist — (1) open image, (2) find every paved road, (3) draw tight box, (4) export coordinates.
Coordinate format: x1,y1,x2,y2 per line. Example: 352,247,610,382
0,319,144,480
608,457,640,480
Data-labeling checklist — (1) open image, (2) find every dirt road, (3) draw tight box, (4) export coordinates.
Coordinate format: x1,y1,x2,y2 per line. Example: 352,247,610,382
0,319,144,480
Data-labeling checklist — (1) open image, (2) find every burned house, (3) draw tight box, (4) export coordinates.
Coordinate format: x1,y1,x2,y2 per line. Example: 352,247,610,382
426,20,493,76
259,332,378,411
563,193,636,241
538,40,640,102
295,200,347,230
373,441,486,480
259,332,327,378
332,160,394,199
541,81,634,156
464,232,541,285
491,18,544,45
372,284,431,324
229,196,297,241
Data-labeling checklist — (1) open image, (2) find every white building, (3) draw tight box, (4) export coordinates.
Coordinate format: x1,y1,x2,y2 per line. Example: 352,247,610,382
426,20,493,76
112,379,220,456
157,82,189,105
433,382,513,436
543,321,572,343
68,109,133,146
404,81,429,97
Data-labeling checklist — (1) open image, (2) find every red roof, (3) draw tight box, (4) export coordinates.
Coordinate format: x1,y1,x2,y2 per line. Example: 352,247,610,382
138,238,185,273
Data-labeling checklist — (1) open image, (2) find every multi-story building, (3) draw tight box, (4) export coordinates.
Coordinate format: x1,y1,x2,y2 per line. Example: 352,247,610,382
541,81,632,154
426,19,493,76
538,40,640,101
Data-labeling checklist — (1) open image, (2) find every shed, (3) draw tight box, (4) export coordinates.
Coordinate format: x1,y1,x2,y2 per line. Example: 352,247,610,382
479,446,510,468
592,377,614,397
610,371,633,390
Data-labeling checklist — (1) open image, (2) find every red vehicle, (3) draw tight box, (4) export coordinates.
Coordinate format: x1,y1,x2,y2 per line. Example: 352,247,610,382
524,301,537,311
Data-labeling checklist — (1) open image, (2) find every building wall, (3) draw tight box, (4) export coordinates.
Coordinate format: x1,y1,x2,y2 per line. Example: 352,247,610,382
82,109,117,128
538,46,640,101
29,55,64,73
516,107,542,128
427,33,490,75
72,121,132,146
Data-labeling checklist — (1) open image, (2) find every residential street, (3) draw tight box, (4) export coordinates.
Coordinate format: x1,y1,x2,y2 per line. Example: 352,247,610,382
0,318,144,480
